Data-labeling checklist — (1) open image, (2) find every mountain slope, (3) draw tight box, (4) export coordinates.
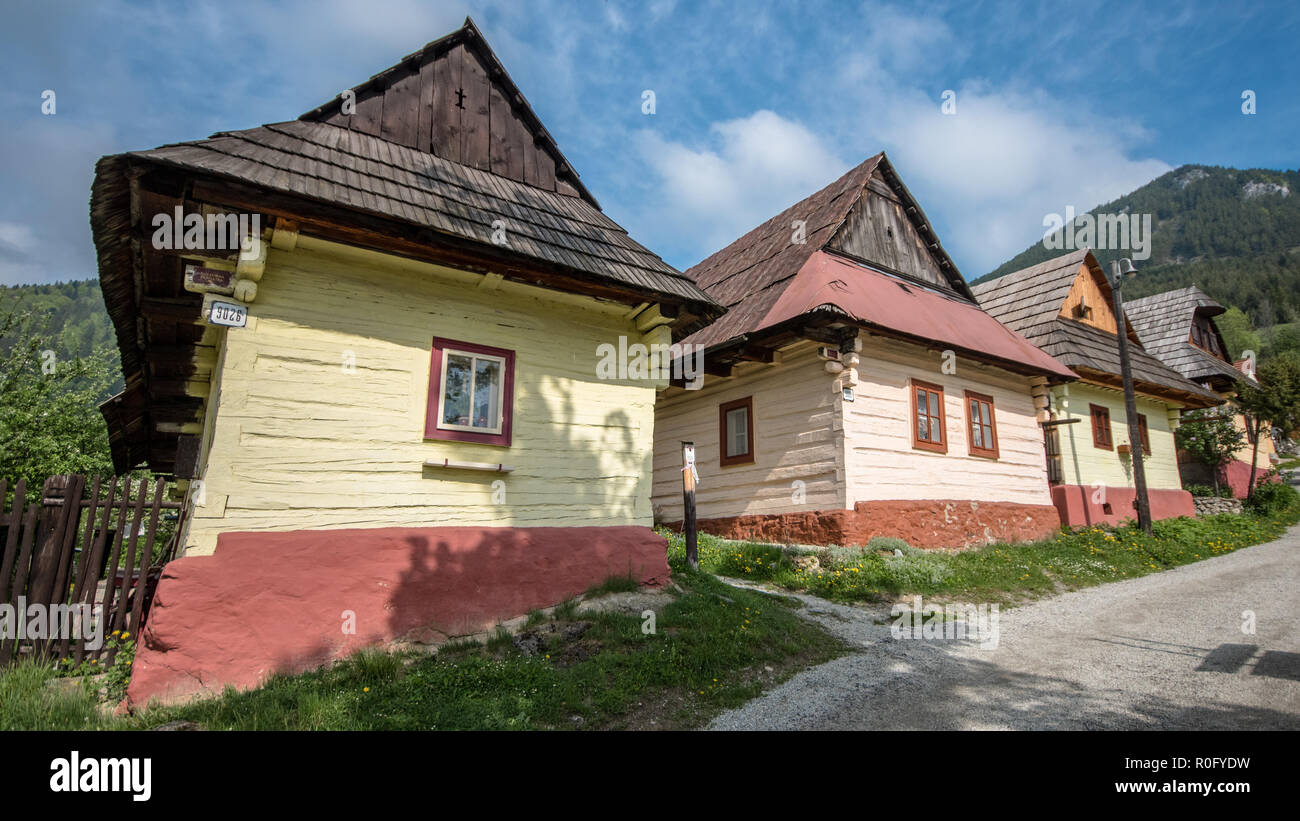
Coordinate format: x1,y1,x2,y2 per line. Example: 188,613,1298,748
977,165,1300,329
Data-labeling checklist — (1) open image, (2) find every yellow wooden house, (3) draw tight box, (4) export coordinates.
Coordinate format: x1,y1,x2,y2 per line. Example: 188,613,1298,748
972,251,1223,526
91,18,720,704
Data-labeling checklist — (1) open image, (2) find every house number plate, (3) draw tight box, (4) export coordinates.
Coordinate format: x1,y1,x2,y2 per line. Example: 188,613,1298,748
209,300,248,328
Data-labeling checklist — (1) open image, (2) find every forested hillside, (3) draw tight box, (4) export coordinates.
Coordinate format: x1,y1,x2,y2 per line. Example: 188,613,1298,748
978,165,1300,339
0,279,120,485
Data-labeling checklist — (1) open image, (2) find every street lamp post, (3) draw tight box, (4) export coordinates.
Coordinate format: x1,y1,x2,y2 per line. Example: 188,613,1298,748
1109,258,1153,535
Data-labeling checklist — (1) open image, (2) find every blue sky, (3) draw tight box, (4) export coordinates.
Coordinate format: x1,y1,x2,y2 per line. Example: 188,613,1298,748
1,0,1296,287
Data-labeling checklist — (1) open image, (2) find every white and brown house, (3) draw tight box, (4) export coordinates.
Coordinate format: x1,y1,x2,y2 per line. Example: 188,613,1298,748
651,154,1079,549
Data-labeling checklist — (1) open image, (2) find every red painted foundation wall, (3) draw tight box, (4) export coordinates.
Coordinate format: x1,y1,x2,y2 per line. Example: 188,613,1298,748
672,499,1061,549
126,525,670,708
1048,484,1195,527
1222,458,1277,499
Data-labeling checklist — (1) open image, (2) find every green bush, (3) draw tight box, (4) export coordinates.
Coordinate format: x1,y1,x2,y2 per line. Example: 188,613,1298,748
1244,481,1300,515
882,553,953,588
1185,483,1233,498
865,536,914,554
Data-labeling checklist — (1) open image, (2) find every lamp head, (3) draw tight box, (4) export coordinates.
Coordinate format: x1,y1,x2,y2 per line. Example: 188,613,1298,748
1118,258,1137,278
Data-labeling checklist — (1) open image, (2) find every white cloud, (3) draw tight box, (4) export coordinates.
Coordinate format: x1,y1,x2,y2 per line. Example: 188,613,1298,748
857,86,1173,274
635,110,848,257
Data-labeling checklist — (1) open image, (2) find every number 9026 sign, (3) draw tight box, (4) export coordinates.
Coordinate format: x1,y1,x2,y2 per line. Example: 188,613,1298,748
209,300,247,328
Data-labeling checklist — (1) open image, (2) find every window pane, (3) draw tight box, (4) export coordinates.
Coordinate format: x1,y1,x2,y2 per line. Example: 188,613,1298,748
928,391,940,417
472,358,501,429
726,407,748,457
442,354,472,426
918,414,929,442
981,403,991,426
972,421,983,448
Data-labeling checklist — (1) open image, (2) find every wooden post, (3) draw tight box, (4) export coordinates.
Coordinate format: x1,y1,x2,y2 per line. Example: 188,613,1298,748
681,441,698,571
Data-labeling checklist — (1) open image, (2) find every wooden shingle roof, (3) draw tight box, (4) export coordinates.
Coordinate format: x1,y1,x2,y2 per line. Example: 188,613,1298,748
972,250,1221,406
1123,286,1247,387
681,154,992,352
126,120,710,304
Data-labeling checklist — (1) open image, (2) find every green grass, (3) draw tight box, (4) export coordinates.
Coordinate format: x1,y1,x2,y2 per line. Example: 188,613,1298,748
0,570,845,731
662,488,1300,606
0,661,117,731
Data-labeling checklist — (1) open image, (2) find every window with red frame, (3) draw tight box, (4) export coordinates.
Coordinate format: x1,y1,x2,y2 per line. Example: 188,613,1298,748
424,337,515,447
1137,413,1151,455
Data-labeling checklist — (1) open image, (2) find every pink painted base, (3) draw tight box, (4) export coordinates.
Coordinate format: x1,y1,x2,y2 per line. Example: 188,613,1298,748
126,525,669,708
672,499,1061,549
1049,484,1195,527
1223,458,1278,499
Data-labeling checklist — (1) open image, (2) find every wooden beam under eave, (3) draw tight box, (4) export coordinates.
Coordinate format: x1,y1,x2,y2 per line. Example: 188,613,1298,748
236,233,268,281
635,304,676,333
704,359,734,378
270,218,300,251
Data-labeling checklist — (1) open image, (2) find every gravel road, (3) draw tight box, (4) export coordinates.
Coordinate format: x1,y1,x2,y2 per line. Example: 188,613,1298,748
709,521,1300,730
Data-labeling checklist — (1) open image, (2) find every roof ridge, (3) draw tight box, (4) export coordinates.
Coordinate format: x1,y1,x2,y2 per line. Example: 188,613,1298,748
685,154,881,286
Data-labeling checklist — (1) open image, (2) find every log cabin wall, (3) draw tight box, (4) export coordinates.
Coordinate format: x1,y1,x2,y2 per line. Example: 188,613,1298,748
182,236,665,556
840,335,1055,508
650,341,845,524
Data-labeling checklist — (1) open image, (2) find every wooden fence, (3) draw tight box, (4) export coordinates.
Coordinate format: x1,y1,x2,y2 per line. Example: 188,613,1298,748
0,475,184,667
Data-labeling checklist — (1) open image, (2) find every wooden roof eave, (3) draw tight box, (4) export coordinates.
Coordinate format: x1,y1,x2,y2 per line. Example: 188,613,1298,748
1071,366,1222,409
128,159,722,332
692,306,1075,383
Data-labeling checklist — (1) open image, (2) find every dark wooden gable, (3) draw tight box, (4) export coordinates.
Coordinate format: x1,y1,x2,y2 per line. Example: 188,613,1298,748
826,164,971,299
301,17,590,204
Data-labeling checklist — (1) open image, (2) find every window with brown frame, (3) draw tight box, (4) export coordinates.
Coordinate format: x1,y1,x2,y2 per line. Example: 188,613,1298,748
965,391,999,458
911,379,947,453
719,396,755,466
1090,403,1113,450
1137,413,1151,455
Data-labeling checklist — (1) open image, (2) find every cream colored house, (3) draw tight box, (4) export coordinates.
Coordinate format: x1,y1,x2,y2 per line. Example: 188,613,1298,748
652,155,1078,549
973,251,1222,526
90,18,721,703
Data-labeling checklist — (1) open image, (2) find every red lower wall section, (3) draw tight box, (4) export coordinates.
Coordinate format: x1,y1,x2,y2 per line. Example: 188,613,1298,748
126,525,669,708
1223,458,1276,499
1048,484,1195,527
676,500,1061,549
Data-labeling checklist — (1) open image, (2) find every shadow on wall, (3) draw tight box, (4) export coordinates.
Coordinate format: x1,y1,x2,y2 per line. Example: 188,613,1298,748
233,262,649,529
127,364,664,708
127,521,671,709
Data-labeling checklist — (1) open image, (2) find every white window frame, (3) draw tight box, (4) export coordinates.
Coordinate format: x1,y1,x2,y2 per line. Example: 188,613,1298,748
436,348,507,435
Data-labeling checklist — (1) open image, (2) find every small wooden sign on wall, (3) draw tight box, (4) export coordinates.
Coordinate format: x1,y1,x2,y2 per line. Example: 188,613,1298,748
183,264,236,295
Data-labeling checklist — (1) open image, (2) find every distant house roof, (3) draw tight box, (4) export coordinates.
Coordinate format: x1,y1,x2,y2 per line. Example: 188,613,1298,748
1123,285,1249,388
971,250,1221,406
680,153,1073,380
